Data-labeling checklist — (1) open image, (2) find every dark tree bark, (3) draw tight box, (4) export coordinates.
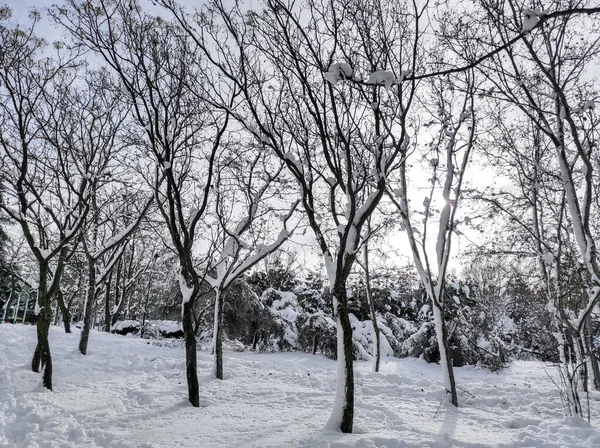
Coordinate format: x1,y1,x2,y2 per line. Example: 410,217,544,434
79,255,96,355
56,289,71,334
104,271,112,332
332,282,355,434
111,257,123,327
363,226,380,373
182,299,199,407
31,263,57,390
213,289,224,380
585,316,600,391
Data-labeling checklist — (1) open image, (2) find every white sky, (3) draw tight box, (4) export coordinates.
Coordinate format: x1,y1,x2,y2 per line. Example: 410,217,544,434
3,0,496,280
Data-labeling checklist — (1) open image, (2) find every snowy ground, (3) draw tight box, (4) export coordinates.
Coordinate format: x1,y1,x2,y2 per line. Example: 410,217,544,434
1,324,599,448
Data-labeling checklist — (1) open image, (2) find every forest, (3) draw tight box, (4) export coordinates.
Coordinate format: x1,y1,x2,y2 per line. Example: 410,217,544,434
1,0,600,445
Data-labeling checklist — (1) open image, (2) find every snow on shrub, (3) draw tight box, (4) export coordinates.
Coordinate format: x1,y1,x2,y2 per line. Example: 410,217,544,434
350,314,394,361
112,320,141,335
261,288,300,350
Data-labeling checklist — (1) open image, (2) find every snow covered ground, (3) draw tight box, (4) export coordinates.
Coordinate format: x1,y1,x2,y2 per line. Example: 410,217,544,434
1,324,599,448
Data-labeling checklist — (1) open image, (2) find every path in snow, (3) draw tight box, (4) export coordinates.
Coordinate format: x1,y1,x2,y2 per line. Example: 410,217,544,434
0,324,599,447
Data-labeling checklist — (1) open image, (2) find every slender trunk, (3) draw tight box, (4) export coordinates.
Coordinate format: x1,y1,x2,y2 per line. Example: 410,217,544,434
182,300,199,407
56,289,71,333
140,275,152,338
79,257,96,355
555,328,579,416
2,275,15,322
104,272,112,332
32,264,53,390
363,235,380,372
432,301,458,406
584,315,600,391
111,257,124,327
326,283,354,434
76,269,85,322
252,330,259,351
213,289,224,380
574,334,587,395
312,334,318,355
14,291,22,323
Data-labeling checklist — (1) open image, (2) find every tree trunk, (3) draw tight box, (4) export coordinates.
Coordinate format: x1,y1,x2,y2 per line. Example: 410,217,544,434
32,265,53,390
182,300,199,407
584,315,600,391
13,291,22,323
79,257,96,355
55,289,71,333
363,237,380,372
432,301,458,406
111,257,124,327
104,272,112,332
574,334,587,395
76,267,86,322
312,334,318,355
555,328,579,416
2,275,15,322
213,289,224,380
326,283,354,434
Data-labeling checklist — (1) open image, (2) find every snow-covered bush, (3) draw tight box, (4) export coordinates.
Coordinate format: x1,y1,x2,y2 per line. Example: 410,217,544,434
381,314,417,356
446,280,512,371
112,320,141,336
261,288,299,351
350,314,395,361
399,321,439,362
297,312,336,357
142,320,184,339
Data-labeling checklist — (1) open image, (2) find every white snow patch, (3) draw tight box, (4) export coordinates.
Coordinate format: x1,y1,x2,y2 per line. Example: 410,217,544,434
1,325,600,447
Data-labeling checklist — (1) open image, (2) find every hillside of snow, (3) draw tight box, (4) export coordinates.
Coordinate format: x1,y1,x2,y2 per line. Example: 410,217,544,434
1,324,599,447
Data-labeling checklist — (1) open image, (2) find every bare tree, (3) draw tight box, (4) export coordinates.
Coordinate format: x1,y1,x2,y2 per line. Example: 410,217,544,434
204,148,298,380
53,0,232,407
0,9,91,389
464,0,600,409
387,72,478,406
160,0,426,432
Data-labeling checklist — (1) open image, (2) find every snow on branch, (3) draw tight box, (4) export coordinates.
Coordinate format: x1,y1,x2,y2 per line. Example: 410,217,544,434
92,195,154,259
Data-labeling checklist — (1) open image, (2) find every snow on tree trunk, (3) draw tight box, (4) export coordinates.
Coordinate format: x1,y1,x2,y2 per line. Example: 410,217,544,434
2,277,14,322
325,283,354,433
432,302,457,406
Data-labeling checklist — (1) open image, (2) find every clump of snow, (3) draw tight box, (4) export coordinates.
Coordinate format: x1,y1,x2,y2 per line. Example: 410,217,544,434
112,320,141,332
522,8,543,32
179,275,195,310
323,62,353,85
542,252,554,264
367,70,395,89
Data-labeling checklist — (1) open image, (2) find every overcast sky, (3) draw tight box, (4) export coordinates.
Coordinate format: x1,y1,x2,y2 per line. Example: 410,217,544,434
3,0,493,278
